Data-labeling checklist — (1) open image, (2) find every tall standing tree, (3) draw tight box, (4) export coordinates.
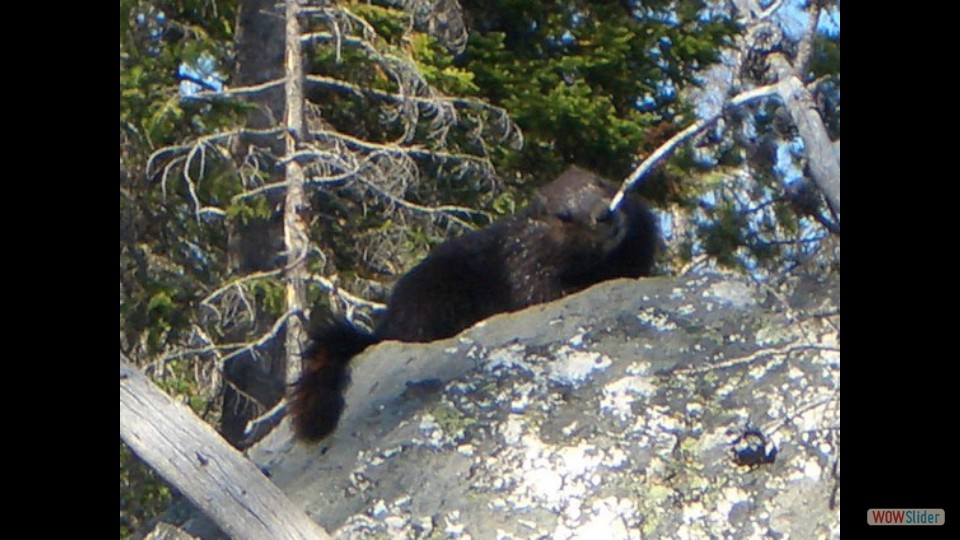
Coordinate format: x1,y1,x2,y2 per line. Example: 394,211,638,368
132,0,524,451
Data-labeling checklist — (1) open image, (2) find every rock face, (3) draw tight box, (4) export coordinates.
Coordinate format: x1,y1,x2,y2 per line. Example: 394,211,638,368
170,273,841,539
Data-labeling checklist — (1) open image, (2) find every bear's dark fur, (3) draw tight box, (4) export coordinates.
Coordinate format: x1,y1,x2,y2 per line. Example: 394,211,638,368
290,166,657,441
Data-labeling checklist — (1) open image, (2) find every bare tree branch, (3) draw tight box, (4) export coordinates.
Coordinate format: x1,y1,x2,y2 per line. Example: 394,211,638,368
354,174,484,230
221,309,299,368
307,273,387,312
611,84,780,211
201,269,284,307
795,2,822,74
147,128,284,181
311,127,496,163
155,309,297,369
176,70,221,92
243,397,289,438
759,0,786,19
186,78,286,100
305,74,516,136
769,59,840,214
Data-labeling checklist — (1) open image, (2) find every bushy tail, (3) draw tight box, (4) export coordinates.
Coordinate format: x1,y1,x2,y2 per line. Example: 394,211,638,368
290,319,379,441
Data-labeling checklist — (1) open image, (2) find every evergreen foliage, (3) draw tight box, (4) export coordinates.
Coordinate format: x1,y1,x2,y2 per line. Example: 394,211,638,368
458,0,738,178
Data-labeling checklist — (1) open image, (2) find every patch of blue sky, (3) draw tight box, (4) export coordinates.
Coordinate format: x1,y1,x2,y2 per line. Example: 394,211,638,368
778,0,840,41
775,137,805,184
179,54,224,97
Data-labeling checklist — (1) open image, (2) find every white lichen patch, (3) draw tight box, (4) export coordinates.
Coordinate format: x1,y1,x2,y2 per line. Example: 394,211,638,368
717,486,750,520
567,511,629,539
803,460,822,481
636,308,678,331
417,414,445,448
821,347,841,366
765,392,786,420
787,365,806,381
562,497,640,540
703,281,756,309
509,382,537,412
568,329,587,347
682,500,707,522
563,497,583,521
556,443,619,477
525,467,565,507
370,499,388,517
784,457,824,483
561,421,579,436
612,404,680,454
754,325,796,346
600,375,657,421
464,343,484,360
383,515,407,531
359,444,403,468
819,331,839,350
484,343,531,373
795,394,836,432
444,510,466,537
334,495,436,539
605,446,629,469
713,378,739,399
625,361,651,376
547,346,612,384
725,333,746,343
483,414,645,528
696,426,731,458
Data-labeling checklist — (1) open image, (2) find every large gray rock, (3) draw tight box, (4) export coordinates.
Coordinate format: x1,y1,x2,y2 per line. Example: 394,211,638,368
178,273,841,539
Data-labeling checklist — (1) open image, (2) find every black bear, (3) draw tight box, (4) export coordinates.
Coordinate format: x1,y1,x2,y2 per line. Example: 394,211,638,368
291,166,657,440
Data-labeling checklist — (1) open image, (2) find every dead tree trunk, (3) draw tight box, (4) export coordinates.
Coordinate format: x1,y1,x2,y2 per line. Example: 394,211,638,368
283,0,309,389
120,355,330,540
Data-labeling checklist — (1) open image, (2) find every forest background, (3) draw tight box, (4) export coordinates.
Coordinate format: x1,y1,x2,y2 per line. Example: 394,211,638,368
119,0,839,536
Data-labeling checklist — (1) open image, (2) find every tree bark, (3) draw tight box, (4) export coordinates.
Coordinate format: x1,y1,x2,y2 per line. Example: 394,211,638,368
283,0,310,387
120,355,330,540
221,0,290,448
769,55,841,216
235,0,286,130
